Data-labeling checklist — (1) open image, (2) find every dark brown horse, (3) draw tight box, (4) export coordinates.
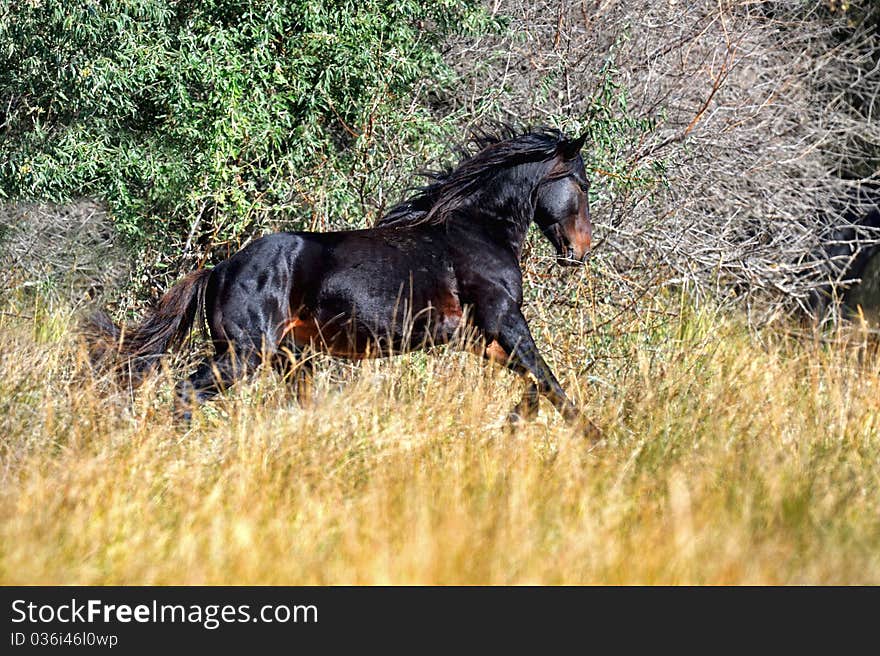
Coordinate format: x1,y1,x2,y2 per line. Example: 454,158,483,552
87,127,599,437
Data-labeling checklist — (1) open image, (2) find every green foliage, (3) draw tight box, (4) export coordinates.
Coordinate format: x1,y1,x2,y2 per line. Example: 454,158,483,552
0,0,666,306
581,60,668,205
0,0,498,262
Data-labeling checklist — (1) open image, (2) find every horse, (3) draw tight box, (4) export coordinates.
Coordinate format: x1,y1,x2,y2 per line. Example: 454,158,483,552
86,127,599,438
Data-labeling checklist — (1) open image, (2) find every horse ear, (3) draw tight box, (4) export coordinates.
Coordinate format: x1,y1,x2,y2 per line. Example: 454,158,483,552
558,132,587,160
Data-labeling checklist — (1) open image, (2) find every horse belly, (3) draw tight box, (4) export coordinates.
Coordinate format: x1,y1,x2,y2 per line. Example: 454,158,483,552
283,315,371,359
284,290,463,358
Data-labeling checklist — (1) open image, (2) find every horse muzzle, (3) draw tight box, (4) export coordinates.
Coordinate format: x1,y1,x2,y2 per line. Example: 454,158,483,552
541,220,590,267
556,246,588,267
556,233,590,266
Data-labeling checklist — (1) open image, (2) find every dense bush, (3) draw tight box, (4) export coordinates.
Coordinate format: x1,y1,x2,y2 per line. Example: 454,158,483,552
6,1,876,318
441,1,880,318
0,1,498,266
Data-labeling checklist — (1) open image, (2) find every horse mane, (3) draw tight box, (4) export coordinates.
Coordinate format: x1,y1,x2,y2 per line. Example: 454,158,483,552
375,125,568,228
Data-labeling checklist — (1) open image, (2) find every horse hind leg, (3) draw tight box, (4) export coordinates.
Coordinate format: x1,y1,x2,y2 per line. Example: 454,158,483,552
272,346,315,407
174,349,258,422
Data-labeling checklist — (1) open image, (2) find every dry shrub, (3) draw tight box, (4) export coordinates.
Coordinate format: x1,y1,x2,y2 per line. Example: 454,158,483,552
442,0,880,319
0,200,129,308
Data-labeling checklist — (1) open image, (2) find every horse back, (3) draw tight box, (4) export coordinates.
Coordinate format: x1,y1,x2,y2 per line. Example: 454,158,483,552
207,227,465,357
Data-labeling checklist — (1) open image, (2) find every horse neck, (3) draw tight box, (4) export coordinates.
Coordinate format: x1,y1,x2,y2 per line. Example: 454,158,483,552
455,161,549,258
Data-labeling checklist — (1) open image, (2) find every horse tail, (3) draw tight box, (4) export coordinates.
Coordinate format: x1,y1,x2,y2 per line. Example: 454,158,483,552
84,268,211,381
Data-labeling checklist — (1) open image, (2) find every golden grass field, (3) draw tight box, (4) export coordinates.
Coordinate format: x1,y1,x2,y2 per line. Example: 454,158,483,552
1,272,879,585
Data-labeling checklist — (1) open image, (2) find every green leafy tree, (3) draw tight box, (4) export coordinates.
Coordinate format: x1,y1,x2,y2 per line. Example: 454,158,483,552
0,0,496,266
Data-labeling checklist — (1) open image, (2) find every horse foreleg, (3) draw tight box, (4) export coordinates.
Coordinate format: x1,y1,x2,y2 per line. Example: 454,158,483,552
508,381,540,423
477,340,539,422
483,307,601,441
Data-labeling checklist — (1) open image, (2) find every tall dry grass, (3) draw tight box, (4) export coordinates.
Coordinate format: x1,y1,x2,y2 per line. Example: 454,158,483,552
1,274,879,584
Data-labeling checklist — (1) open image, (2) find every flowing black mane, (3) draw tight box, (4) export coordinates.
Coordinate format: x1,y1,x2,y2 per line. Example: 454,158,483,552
376,126,569,228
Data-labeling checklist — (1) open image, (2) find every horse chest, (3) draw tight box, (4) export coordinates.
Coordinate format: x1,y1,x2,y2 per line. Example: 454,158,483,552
431,289,463,338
